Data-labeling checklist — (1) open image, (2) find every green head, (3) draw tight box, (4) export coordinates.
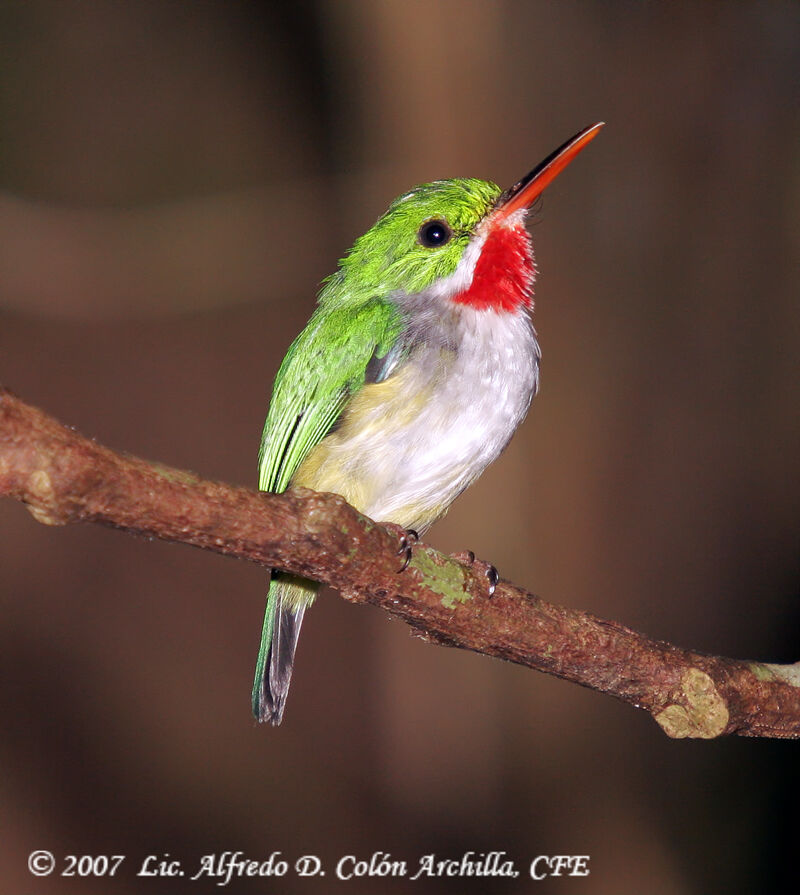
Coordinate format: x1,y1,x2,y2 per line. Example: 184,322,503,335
336,178,501,297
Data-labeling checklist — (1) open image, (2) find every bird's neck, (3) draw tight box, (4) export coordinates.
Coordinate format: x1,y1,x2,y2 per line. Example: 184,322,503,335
451,221,535,313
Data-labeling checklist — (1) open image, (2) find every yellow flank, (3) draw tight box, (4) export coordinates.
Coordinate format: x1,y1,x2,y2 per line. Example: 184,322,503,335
291,356,450,530
276,574,318,612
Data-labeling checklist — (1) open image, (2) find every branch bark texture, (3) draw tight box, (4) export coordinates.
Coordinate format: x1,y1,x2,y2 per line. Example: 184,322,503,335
1,386,798,739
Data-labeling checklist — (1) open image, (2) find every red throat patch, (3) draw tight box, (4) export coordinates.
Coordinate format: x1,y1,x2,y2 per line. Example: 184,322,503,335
452,224,535,312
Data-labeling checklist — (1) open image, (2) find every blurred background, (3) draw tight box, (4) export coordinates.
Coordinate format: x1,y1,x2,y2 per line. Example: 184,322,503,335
0,1,798,892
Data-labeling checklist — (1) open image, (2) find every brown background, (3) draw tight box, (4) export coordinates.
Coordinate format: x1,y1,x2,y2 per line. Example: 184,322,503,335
0,2,798,893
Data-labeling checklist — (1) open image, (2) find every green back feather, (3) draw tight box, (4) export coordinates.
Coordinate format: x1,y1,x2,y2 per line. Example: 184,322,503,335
258,299,403,491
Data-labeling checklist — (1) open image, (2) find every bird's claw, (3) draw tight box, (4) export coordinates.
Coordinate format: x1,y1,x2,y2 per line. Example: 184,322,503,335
397,528,419,573
450,550,499,597
449,549,475,565
485,564,499,597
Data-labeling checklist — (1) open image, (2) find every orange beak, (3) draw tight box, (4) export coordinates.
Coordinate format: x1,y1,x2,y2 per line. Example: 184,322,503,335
493,122,604,221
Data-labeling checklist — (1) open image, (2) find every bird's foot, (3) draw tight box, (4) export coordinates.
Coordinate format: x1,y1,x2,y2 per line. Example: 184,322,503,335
484,563,500,596
396,528,419,573
450,550,500,597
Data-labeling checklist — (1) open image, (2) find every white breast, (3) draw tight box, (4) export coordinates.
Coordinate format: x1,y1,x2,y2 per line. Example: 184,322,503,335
312,305,540,532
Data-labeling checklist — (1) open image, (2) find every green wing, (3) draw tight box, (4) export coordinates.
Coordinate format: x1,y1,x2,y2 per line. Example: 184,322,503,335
258,299,403,494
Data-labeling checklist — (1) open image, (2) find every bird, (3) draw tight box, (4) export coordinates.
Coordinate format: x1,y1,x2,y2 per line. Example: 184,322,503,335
252,122,604,724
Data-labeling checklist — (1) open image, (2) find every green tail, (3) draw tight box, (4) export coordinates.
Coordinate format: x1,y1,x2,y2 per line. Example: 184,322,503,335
252,573,318,724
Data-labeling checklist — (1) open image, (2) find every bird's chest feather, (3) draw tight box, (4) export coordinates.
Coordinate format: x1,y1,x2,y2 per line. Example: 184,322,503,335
294,306,540,531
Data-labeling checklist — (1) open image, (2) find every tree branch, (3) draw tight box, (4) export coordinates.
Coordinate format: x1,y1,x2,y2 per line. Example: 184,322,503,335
1,385,798,739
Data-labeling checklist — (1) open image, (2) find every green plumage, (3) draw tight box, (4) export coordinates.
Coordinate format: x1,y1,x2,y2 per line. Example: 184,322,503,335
258,177,500,496
252,178,500,724
257,301,404,492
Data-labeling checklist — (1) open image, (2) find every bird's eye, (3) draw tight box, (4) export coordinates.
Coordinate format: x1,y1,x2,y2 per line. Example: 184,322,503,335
418,219,452,248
